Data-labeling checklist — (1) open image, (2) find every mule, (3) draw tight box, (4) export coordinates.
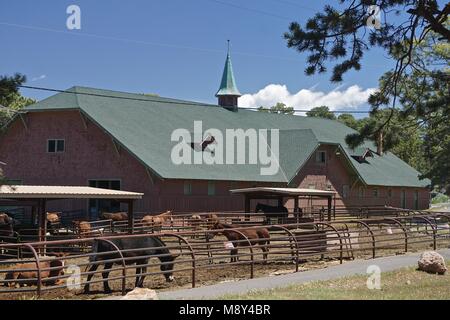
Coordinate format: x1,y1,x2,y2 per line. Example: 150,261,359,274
0,213,14,237
3,259,65,287
141,210,173,232
188,214,203,239
207,221,270,263
255,203,288,224
101,212,128,221
84,236,177,294
46,212,62,235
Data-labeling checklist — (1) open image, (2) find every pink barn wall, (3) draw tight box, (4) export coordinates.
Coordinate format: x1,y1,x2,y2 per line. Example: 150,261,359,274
0,111,429,217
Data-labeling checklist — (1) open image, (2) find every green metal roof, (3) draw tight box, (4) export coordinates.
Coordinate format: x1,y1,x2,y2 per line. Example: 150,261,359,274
23,86,430,187
216,53,241,97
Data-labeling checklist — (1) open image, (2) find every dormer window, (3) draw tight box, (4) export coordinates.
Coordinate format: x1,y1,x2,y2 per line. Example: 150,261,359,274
47,139,65,153
351,148,375,163
315,151,326,164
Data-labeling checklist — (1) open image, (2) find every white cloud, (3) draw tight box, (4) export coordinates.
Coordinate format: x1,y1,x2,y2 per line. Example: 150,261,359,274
31,74,47,82
239,84,376,112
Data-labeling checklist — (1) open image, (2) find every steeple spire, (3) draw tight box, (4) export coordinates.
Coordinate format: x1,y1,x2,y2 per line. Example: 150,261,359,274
216,40,241,111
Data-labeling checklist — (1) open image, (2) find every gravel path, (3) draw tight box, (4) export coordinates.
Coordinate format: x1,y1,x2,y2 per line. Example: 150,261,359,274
157,249,450,300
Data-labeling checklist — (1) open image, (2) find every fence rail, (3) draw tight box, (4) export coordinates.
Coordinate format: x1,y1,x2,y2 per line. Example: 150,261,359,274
1,210,449,298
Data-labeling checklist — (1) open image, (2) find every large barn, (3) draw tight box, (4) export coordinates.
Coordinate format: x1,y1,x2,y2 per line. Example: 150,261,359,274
0,53,430,217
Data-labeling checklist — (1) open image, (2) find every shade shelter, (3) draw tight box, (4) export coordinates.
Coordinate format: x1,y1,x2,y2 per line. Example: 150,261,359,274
0,185,143,242
230,187,336,221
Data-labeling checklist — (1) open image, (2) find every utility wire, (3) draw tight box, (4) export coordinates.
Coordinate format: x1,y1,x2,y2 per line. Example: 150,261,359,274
19,85,371,114
267,0,316,12
0,21,302,62
0,21,388,68
203,0,293,20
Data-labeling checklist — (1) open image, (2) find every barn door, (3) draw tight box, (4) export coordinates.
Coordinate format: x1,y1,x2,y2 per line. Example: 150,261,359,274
400,189,406,209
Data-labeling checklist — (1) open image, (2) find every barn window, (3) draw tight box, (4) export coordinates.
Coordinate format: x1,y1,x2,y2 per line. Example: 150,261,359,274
184,181,192,195
342,185,349,198
373,188,379,198
414,190,419,210
47,139,65,153
315,151,326,164
208,181,216,196
401,189,406,208
358,186,365,198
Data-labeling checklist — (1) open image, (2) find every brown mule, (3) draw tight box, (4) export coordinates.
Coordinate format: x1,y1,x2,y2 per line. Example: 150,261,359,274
208,221,270,263
141,210,173,232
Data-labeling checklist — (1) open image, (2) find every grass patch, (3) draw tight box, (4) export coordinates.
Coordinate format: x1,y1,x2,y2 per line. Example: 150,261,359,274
431,194,449,205
221,262,450,300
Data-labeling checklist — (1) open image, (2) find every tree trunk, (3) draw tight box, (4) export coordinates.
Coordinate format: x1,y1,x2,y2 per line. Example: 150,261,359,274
377,131,383,155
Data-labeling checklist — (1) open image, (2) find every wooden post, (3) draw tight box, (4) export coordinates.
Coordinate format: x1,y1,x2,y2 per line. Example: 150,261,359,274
333,195,336,220
278,197,284,224
128,200,134,234
38,199,47,255
277,197,283,207
31,205,37,226
327,196,332,221
244,196,250,221
294,197,299,223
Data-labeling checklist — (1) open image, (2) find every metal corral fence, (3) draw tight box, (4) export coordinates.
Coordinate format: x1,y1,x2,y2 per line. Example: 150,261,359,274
0,212,449,298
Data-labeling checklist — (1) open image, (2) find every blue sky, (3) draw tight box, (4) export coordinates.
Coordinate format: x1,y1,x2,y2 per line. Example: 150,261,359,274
1,0,397,112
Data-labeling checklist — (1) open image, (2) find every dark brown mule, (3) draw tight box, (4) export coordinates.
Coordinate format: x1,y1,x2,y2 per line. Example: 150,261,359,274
101,212,128,221
207,221,270,263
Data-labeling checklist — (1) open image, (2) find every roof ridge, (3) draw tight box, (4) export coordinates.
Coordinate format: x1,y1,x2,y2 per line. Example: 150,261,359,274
70,85,218,107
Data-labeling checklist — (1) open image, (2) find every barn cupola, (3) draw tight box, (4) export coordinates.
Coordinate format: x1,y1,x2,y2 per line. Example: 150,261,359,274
216,41,241,111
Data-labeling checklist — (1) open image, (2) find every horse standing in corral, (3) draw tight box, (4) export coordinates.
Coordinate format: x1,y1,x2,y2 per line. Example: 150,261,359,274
255,203,288,224
205,213,219,227
141,210,173,233
0,213,15,237
188,214,203,238
207,221,270,263
100,212,128,222
73,220,105,238
46,212,62,235
83,237,178,294
3,258,66,288
73,220,92,237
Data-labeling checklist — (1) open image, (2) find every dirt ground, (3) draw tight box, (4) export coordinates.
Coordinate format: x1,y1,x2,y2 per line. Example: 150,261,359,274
0,256,344,300
0,226,447,300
